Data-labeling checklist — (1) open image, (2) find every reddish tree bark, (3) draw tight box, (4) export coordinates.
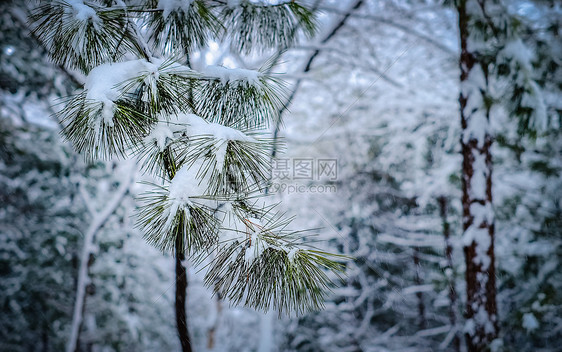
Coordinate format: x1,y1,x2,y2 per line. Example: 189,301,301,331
457,1,498,350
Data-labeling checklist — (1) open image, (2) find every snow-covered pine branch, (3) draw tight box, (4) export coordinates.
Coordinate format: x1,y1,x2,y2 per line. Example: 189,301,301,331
30,0,343,325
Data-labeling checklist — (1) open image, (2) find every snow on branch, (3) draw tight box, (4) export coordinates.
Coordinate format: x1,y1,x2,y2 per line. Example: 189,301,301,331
202,65,262,86
29,0,141,72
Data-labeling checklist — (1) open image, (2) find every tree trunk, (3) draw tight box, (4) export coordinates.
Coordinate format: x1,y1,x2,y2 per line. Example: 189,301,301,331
457,1,498,350
175,234,192,352
438,196,460,352
162,147,193,352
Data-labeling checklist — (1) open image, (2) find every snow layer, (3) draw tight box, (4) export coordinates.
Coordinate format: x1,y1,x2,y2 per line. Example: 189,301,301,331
501,39,534,72
463,226,491,269
461,65,489,148
85,59,159,126
470,151,488,200
168,161,208,206
242,217,270,263
202,65,262,86
227,0,241,8
144,123,175,152
67,0,100,24
176,113,254,142
157,0,194,18
164,161,209,231
175,113,255,170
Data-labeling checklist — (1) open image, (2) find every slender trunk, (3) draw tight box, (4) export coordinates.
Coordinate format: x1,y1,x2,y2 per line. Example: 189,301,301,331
413,248,426,329
163,148,193,352
457,1,498,350
438,196,460,352
175,243,192,352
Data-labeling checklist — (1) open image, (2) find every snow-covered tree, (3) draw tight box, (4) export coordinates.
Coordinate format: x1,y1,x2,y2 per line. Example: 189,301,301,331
29,0,345,350
454,0,555,349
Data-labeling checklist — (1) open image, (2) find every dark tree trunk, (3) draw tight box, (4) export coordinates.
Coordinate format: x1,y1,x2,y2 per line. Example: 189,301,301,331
457,1,498,350
438,196,460,352
175,239,192,352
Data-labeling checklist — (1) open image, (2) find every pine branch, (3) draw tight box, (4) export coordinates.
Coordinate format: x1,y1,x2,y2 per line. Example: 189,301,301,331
136,181,220,254
195,65,287,129
29,0,347,319
218,0,317,54
144,0,221,55
30,1,143,73
204,202,346,315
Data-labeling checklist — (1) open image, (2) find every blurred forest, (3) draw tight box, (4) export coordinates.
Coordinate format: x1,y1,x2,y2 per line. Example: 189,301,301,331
1,0,560,351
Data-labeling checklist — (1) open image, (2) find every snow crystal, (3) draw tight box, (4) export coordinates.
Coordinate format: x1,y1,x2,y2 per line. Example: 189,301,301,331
157,0,194,18
202,65,262,86
522,312,539,333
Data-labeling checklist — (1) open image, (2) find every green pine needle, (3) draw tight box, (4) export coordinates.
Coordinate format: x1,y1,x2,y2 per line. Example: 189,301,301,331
145,0,222,55
195,70,287,130
218,0,317,54
204,203,346,315
59,93,154,160
136,182,219,254
30,1,142,73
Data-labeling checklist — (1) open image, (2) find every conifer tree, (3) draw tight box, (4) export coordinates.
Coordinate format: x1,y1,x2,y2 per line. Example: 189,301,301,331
455,0,550,349
29,1,345,351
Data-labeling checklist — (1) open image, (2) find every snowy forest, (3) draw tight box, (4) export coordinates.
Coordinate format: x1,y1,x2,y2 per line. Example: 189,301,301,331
0,0,560,351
